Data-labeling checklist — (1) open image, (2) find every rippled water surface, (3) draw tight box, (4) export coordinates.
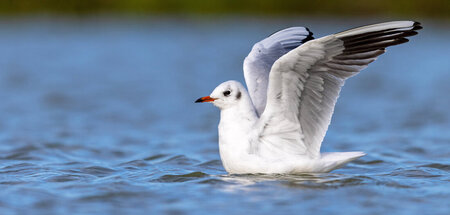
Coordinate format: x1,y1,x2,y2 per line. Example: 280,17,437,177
0,16,449,215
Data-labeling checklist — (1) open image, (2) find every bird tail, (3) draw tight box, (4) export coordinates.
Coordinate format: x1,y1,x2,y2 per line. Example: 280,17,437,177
319,151,366,172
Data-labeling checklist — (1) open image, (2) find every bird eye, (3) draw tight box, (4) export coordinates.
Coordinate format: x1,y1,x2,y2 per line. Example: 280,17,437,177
223,90,231,96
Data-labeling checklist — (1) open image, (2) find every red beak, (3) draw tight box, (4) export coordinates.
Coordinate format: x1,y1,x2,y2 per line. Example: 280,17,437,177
195,96,216,103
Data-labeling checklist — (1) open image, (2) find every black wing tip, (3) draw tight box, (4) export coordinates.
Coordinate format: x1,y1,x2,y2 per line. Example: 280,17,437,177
304,27,313,35
340,20,422,52
343,37,410,54
302,27,315,43
396,37,410,44
410,21,423,31
268,26,314,39
406,30,419,37
413,25,423,31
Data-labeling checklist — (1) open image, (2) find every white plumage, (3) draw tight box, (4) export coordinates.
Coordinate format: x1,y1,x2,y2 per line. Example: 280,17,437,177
196,21,421,174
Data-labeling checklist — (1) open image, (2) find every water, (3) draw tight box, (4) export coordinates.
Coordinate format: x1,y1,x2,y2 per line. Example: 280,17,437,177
0,16,449,215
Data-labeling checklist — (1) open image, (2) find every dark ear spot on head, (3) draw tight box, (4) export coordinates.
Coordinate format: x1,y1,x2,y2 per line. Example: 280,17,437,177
236,91,241,100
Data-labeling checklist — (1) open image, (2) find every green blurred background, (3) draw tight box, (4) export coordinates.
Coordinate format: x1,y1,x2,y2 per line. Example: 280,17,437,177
0,0,449,18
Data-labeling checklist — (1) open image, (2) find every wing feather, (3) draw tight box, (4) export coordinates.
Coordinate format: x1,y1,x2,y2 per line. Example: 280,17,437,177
256,21,421,159
243,27,314,116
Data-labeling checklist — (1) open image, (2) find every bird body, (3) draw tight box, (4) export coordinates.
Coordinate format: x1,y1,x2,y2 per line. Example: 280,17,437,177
196,21,421,174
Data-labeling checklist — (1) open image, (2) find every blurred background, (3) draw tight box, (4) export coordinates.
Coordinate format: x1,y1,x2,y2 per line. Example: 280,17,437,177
0,0,449,18
0,1,449,215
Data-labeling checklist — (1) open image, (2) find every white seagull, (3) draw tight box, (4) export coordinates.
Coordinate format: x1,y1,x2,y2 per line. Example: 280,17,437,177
195,21,421,174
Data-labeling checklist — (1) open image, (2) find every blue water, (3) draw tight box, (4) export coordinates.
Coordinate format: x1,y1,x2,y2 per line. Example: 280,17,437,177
0,16,449,215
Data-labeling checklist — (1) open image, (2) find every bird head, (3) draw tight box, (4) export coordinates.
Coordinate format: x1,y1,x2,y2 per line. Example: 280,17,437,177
195,80,244,110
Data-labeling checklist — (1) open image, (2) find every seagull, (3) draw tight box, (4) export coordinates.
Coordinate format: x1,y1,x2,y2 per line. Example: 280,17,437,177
195,21,421,174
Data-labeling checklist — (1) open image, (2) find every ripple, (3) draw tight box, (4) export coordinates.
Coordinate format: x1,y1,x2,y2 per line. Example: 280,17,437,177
79,191,154,201
45,174,90,183
143,154,168,161
155,171,208,183
419,163,450,171
375,180,413,188
353,159,384,165
405,147,426,154
197,178,232,185
3,152,41,161
0,163,39,175
1,146,41,161
158,155,200,166
0,181,26,185
196,160,223,171
1,163,35,169
389,169,442,178
80,166,116,177
119,159,149,167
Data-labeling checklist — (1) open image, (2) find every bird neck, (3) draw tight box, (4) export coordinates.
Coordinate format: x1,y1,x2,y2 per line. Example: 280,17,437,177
217,92,258,172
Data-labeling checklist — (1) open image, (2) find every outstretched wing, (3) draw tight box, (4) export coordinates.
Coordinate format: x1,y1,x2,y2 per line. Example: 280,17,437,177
257,21,422,159
244,27,314,116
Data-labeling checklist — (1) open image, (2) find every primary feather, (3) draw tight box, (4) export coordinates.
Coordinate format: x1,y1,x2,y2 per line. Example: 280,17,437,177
244,27,314,116
258,21,421,159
